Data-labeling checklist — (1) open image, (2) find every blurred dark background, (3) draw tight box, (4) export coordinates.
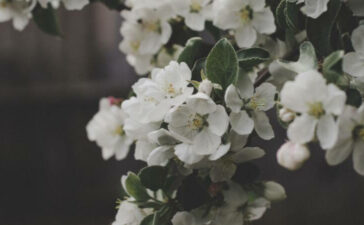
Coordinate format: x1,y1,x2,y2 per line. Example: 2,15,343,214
0,3,363,225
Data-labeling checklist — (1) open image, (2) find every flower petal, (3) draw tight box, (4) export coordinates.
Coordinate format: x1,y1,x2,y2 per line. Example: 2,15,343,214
288,114,318,144
343,52,364,77
252,7,276,34
191,128,221,155
231,147,265,163
230,111,254,135
207,105,229,136
317,115,338,149
235,24,257,48
252,111,274,140
225,85,244,113
175,143,204,164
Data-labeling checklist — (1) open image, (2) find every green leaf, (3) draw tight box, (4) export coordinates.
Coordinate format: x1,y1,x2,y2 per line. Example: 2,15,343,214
323,51,344,83
237,48,270,71
323,51,344,70
140,214,157,225
306,0,342,56
346,88,362,107
284,0,304,33
205,38,239,90
276,0,287,29
125,172,150,202
278,41,318,73
138,166,167,191
33,4,62,36
177,37,211,68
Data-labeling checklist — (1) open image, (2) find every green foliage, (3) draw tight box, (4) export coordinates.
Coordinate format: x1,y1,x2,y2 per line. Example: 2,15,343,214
205,38,239,90
124,172,150,202
306,0,342,57
275,0,305,33
322,50,344,83
177,37,211,69
237,48,270,71
138,166,168,192
33,4,62,36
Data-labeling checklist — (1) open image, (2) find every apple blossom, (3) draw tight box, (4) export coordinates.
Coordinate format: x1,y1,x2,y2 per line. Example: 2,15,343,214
277,141,311,170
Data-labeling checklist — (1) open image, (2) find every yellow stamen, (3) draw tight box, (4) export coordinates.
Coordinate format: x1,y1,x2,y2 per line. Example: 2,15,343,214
191,114,205,130
307,102,324,118
115,126,125,136
167,83,175,95
359,129,364,141
130,40,140,52
190,1,202,12
240,7,252,22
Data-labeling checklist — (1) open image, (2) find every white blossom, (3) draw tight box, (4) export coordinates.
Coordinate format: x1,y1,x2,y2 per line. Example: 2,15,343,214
296,0,330,19
122,61,193,124
172,212,200,225
0,0,36,30
86,98,133,160
212,0,276,48
263,181,287,202
343,25,364,78
112,201,150,225
326,105,364,175
165,93,229,164
172,0,211,31
225,75,276,140
280,70,346,149
277,141,311,170
279,107,295,123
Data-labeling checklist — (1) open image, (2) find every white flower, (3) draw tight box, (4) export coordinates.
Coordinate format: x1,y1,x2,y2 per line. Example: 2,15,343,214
172,0,211,31
296,0,330,19
156,45,184,68
39,0,89,10
212,0,276,47
326,105,364,175
213,182,270,224
121,8,172,56
276,141,311,170
263,181,287,202
122,61,193,124
343,25,364,78
0,0,36,30
86,98,133,160
166,93,229,164
146,129,179,166
112,201,150,225
280,70,346,149
225,75,276,140
209,132,265,182
172,212,200,225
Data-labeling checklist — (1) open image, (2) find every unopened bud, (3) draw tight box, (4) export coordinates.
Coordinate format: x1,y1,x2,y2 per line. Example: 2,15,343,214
277,141,310,171
263,181,287,202
279,108,295,123
198,79,213,96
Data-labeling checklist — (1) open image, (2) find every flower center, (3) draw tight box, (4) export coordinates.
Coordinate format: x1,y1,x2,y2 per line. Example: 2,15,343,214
247,97,265,110
167,83,176,95
130,40,140,52
307,102,324,118
190,1,201,13
114,126,125,136
0,1,7,7
142,20,161,32
240,6,252,22
354,126,364,141
190,114,205,130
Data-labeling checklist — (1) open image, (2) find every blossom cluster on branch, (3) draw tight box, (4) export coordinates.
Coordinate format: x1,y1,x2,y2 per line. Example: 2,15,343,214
3,0,364,224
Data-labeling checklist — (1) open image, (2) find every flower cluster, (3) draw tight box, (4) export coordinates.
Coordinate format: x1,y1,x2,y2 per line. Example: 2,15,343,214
0,0,88,31
119,0,278,75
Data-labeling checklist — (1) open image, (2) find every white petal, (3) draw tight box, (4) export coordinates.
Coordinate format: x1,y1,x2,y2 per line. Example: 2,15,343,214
324,84,346,115
207,105,229,136
186,93,217,115
148,128,178,145
229,131,249,152
301,0,329,19
353,141,364,176
134,140,156,161
175,143,204,164
185,13,205,31
235,73,254,99
317,115,338,149
235,24,257,48
343,52,364,77
63,0,89,10
254,83,277,111
230,111,254,135
192,128,221,155
231,147,265,163
147,146,175,166
209,143,231,161
172,212,196,225
326,138,354,166
352,25,364,57
248,0,265,11
114,137,132,160
288,114,318,144
252,111,274,140
252,7,276,34
225,85,243,113
0,7,12,22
